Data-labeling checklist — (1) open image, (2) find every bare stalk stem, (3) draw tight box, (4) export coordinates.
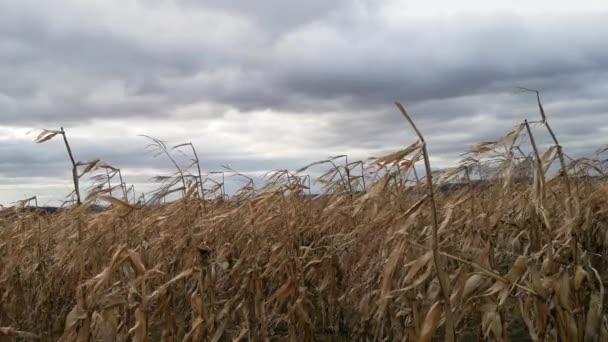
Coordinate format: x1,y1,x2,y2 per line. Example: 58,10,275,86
106,169,113,196
537,99,577,266
188,143,205,201
464,166,476,216
60,127,81,205
360,163,367,192
395,102,456,342
524,120,546,204
117,169,127,201
522,89,573,215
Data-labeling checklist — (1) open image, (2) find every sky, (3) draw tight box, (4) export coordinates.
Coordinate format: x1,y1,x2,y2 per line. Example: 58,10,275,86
1,0,608,205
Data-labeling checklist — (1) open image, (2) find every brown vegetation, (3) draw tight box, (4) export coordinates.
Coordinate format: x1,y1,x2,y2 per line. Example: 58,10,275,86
1,99,608,341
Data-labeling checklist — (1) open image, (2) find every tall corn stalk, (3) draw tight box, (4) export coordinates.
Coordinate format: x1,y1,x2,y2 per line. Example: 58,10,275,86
395,102,456,342
35,127,81,205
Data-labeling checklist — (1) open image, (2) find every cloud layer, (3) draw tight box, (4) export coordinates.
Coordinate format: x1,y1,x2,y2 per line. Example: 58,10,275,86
1,0,608,204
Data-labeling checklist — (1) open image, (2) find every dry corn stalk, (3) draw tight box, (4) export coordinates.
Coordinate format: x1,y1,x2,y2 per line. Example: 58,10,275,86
1,99,607,341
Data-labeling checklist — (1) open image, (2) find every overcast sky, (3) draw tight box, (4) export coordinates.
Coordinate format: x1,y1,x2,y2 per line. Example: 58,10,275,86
1,0,608,205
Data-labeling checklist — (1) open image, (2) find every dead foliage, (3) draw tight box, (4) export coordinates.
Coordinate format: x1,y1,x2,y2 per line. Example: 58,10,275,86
1,99,608,341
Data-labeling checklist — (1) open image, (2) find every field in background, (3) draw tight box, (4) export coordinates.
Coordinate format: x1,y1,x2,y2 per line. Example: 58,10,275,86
1,99,608,341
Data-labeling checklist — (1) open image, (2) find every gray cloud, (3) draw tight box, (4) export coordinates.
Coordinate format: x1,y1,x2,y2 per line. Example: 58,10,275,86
1,0,608,204
3,1,608,125
172,0,356,31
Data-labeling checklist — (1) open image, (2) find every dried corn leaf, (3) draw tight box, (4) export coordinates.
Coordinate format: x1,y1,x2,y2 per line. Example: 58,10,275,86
417,301,442,342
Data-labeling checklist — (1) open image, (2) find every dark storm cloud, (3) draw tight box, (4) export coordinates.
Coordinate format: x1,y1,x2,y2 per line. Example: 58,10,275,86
2,0,608,126
270,14,608,108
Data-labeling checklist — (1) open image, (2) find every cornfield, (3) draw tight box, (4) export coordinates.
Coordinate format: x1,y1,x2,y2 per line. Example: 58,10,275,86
1,99,607,341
